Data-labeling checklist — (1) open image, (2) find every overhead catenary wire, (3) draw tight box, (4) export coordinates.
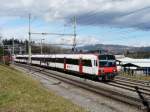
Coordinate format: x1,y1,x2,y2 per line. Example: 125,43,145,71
75,5,150,33
28,14,78,57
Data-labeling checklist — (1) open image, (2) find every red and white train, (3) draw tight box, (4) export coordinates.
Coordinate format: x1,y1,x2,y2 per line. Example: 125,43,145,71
14,54,117,80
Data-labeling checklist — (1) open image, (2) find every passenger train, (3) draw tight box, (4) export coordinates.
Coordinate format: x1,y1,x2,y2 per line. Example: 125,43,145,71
14,54,117,81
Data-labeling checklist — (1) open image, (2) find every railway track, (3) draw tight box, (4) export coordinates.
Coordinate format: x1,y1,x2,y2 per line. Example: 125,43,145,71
116,76,150,86
102,74,150,97
105,80,150,96
105,76,150,95
14,63,150,110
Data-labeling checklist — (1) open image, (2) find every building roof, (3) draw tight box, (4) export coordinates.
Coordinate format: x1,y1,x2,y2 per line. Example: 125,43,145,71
115,55,125,59
117,57,150,68
122,63,140,67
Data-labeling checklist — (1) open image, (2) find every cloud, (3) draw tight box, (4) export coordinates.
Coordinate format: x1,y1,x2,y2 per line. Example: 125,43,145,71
1,24,28,39
1,0,150,30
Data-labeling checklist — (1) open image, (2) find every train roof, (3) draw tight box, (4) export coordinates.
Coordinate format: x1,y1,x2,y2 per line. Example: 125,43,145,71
15,54,98,60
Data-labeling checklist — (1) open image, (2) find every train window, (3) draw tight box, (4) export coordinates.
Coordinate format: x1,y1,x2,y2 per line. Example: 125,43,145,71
45,58,51,61
96,61,98,66
99,55,115,60
94,60,98,66
55,58,64,63
45,58,54,62
83,60,92,67
24,57,28,60
60,58,64,63
40,58,46,62
66,59,78,65
46,58,54,62
38,58,55,62
50,58,55,62
99,61,107,67
54,58,58,62
16,57,20,59
32,57,47,62
32,57,41,60
99,61,116,67
16,57,28,60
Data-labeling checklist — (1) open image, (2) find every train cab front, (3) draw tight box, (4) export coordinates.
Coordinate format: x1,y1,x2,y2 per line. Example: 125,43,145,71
98,55,118,81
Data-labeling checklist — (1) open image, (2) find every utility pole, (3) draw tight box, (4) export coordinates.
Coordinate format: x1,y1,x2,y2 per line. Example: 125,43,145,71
19,47,22,55
2,43,5,64
28,14,76,56
12,37,15,64
28,14,32,64
0,36,4,64
72,16,77,53
0,36,2,45
24,40,28,54
41,39,45,55
12,37,14,56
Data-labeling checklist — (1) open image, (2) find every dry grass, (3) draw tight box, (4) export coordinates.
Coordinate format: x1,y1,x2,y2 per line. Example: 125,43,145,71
0,64,86,112
119,72,150,81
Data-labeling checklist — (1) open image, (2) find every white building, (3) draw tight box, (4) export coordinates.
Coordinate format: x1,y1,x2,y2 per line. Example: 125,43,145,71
116,57,150,75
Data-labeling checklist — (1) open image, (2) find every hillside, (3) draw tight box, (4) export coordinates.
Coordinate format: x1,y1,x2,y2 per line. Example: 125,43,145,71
78,44,150,55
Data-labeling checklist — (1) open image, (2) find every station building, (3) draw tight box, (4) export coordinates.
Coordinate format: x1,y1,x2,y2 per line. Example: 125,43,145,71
116,55,150,76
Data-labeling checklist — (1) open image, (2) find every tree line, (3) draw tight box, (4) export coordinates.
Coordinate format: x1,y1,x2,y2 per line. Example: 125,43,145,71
0,39,71,55
125,50,150,59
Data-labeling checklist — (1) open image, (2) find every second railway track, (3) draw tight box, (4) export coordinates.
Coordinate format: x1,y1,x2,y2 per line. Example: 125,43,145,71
116,76,150,86
105,80,150,96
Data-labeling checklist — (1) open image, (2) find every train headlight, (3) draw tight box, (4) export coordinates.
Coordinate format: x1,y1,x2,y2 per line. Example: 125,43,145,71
113,69,117,72
101,69,104,73
99,69,104,74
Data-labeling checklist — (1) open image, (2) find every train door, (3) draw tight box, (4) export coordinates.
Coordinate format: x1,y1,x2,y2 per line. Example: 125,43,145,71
82,59,93,74
40,58,42,66
93,60,99,75
64,57,66,71
79,58,83,74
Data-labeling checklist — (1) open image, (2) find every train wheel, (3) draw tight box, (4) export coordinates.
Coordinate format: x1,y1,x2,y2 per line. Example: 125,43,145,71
98,77,103,81
102,76,108,81
111,77,114,80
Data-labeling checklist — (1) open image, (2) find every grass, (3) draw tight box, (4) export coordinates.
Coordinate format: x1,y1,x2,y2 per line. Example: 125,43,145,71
119,72,150,81
0,64,86,112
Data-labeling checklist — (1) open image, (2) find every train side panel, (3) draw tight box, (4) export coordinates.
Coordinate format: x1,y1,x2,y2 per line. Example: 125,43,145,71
14,54,117,81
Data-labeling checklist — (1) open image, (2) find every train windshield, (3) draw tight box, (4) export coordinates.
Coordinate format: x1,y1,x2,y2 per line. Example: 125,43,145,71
99,61,116,67
99,55,115,60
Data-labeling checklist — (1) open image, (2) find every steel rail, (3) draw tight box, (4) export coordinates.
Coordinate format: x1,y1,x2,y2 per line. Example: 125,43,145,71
114,78,150,88
116,76,150,86
105,81,150,96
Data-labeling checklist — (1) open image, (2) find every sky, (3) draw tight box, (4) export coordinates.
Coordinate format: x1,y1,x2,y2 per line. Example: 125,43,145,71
1,0,150,47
